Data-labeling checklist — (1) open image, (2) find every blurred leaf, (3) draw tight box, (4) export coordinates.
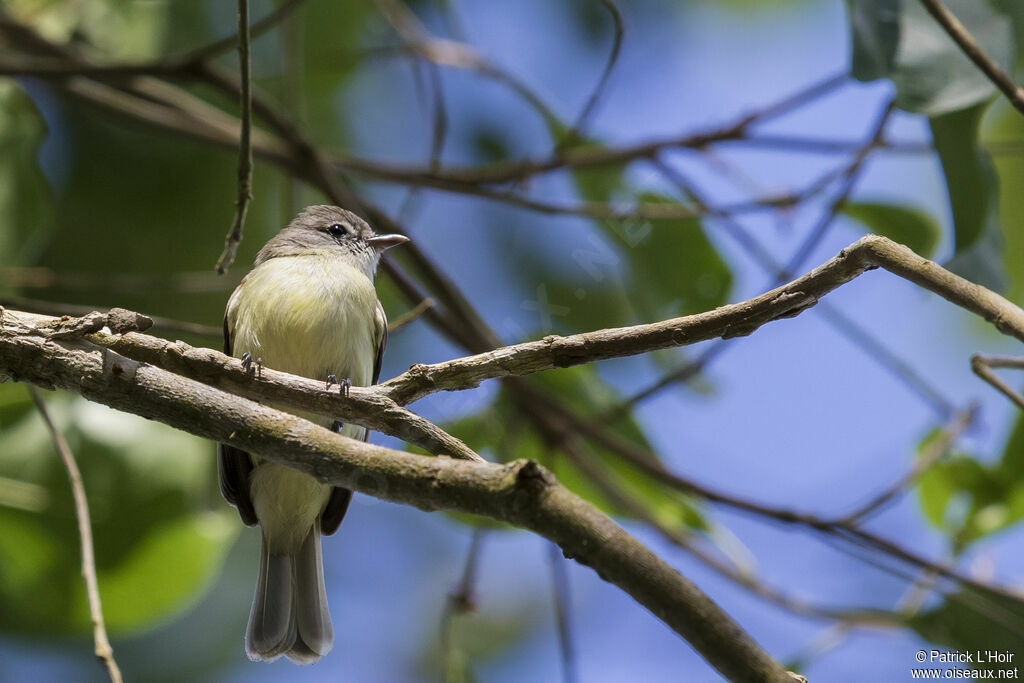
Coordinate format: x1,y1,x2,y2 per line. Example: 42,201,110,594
987,102,1024,304
997,409,1024,485
845,0,902,82
625,193,732,319
0,396,232,637
840,201,941,257
881,1,1012,115
445,366,708,533
931,102,1006,291
990,0,1024,67
80,512,236,633
7,0,168,60
420,598,542,683
916,413,1024,549
0,381,34,427
0,82,53,271
909,588,1024,669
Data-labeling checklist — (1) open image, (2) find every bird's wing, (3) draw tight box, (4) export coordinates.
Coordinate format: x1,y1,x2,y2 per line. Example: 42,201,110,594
371,298,388,385
320,299,388,535
219,310,258,526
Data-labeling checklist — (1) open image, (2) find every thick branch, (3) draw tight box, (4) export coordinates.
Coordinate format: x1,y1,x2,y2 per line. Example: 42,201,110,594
2,310,481,462
0,313,793,683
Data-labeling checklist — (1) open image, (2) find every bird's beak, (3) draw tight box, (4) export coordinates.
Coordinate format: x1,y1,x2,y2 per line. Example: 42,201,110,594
366,234,411,251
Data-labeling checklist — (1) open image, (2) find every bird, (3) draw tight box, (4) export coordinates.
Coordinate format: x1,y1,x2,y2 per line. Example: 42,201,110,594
218,205,408,664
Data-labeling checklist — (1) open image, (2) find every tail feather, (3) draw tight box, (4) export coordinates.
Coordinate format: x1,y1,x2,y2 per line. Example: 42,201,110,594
246,543,295,662
292,526,333,659
245,529,333,665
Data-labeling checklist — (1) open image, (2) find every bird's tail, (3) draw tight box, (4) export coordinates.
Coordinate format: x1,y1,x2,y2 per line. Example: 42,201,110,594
245,526,333,665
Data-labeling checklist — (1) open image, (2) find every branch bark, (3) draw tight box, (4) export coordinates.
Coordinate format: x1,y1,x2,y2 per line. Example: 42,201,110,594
0,310,794,683
376,235,1024,405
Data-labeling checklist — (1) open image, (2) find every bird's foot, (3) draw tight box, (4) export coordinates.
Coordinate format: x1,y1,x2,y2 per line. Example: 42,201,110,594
325,374,352,396
241,353,263,378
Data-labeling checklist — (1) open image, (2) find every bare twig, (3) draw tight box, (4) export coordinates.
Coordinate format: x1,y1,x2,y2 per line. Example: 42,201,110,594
918,0,1024,117
784,98,895,273
181,0,308,67
370,0,558,127
548,543,578,683
840,407,977,523
388,297,436,333
971,354,1024,411
215,0,254,274
28,388,122,683
0,296,220,338
376,235,1024,406
566,0,623,142
641,152,956,420
440,530,485,682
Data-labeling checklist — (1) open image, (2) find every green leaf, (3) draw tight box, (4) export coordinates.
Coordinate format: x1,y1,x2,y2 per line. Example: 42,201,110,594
909,588,1024,668
987,101,1024,304
840,201,941,257
990,0,1024,67
846,0,902,82
890,1,1012,115
79,512,237,633
0,396,235,636
0,82,54,271
446,367,709,534
614,193,732,320
931,102,1007,291
418,596,543,683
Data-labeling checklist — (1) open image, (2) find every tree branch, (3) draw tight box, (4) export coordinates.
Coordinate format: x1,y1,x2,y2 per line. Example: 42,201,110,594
215,0,254,274
376,235,1024,406
919,0,1024,117
28,387,122,683
0,311,795,683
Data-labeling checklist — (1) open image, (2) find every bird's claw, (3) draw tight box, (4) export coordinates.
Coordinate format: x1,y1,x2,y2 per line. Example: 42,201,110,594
326,374,352,396
241,353,263,378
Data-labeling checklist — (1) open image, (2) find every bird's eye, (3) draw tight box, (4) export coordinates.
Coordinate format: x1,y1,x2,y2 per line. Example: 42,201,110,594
327,223,347,237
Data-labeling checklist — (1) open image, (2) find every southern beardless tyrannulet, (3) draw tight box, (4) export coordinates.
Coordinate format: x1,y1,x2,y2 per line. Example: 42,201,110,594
218,205,408,664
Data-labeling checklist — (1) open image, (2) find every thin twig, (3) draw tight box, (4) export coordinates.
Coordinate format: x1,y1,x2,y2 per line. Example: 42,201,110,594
972,354,1024,412
388,297,436,333
566,0,623,142
840,407,977,523
28,388,123,683
440,530,486,682
548,543,578,683
918,0,1024,117
0,296,220,338
181,0,308,67
640,153,956,420
371,0,559,127
215,0,254,275
784,98,895,273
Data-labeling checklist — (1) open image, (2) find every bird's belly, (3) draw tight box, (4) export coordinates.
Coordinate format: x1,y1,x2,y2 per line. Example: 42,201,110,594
228,256,378,386
250,461,331,553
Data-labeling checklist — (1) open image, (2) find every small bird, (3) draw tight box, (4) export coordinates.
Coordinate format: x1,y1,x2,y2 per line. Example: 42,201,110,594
218,205,408,664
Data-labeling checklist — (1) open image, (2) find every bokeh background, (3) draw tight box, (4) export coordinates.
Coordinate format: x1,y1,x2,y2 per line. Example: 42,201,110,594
1,0,1024,681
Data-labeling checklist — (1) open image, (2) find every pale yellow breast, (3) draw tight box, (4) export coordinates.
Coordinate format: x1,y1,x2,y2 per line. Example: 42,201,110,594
227,254,379,387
